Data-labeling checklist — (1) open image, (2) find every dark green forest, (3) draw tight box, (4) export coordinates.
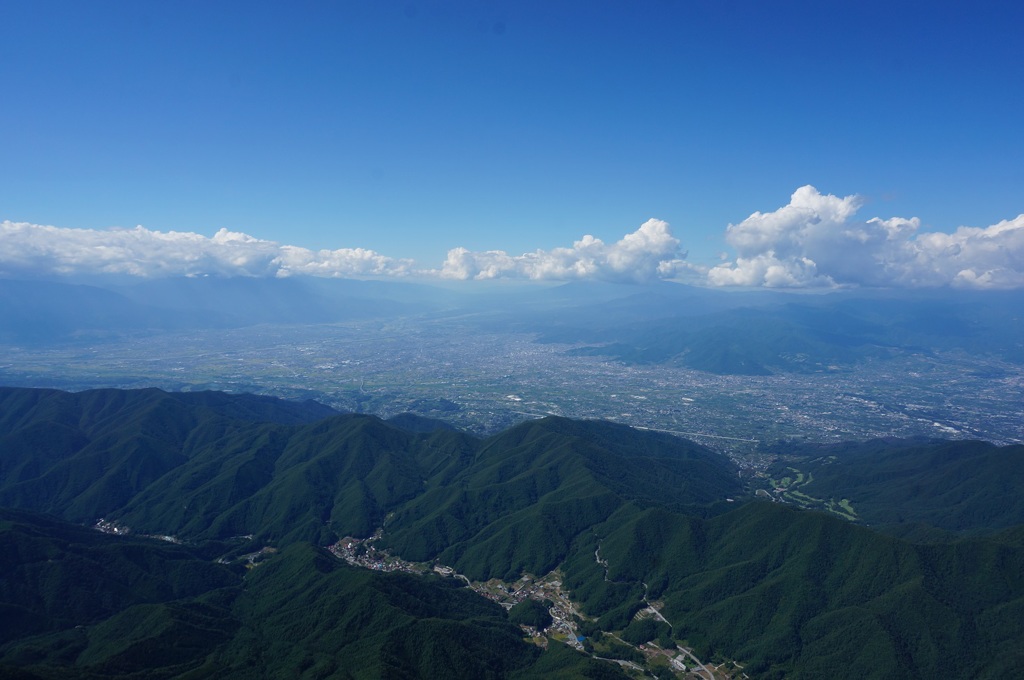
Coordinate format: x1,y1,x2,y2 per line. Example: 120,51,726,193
1,386,1022,678
764,438,1024,535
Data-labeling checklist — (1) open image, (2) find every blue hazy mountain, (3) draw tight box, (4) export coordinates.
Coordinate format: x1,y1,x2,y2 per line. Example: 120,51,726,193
531,287,1024,374
0,276,455,344
6,275,1020,375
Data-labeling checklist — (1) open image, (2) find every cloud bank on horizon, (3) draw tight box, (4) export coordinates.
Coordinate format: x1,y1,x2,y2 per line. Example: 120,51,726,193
437,218,691,283
3,187,1022,289
0,221,415,279
709,186,1024,289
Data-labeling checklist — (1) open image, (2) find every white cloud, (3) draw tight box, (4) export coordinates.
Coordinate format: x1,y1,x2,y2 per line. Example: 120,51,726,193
6,199,1022,289
0,221,414,279
436,218,690,282
0,218,690,283
709,186,1024,289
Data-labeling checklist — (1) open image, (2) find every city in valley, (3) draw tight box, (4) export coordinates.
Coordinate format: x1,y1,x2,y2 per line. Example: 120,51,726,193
2,316,1021,467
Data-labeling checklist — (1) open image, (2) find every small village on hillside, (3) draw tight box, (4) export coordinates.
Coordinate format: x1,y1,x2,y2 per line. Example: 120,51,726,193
327,530,750,680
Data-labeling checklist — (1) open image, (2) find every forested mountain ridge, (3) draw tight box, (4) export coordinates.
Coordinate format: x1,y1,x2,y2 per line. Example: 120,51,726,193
0,387,740,549
764,438,1024,536
1,508,619,679
1,386,1022,678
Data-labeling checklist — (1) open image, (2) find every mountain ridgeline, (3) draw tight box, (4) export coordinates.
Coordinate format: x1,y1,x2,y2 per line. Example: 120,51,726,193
1,386,1022,678
5,276,1024,377
532,288,1024,374
0,386,738,554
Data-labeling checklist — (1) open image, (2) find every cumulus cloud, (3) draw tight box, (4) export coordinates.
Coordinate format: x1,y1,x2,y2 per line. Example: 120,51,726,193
0,221,414,279
436,218,690,282
709,186,1024,289
7,198,1021,289
0,218,691,283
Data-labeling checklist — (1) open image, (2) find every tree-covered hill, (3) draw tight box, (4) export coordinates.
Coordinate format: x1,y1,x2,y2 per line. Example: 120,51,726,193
0,386,337,526
0,388,740,553
564,501,1024,678
765,438,1024,534
381,417,740,581
0,509,618,679
1,386,1022,678
0,507,238,648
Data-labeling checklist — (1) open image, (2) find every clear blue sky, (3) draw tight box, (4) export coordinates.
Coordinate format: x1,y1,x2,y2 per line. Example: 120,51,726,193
2,0,1022,271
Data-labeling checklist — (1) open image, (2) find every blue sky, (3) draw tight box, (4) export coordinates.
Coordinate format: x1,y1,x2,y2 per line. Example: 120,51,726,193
2,1,1022,287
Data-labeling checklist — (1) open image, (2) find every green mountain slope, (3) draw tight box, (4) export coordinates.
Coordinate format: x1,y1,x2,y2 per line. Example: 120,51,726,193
0,509,621,679
2,386,1023,678
766,438,1024,533
380,417,741,581
560,501,1024,678
0,387,739,556
112,415,478,545
0,387,336,524
0,507,238,647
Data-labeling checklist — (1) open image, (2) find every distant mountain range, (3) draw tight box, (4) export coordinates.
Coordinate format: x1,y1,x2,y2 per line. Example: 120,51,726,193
1,386,1022,678
534,289,1024,374
0,277,437,343
4,276,1022,376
